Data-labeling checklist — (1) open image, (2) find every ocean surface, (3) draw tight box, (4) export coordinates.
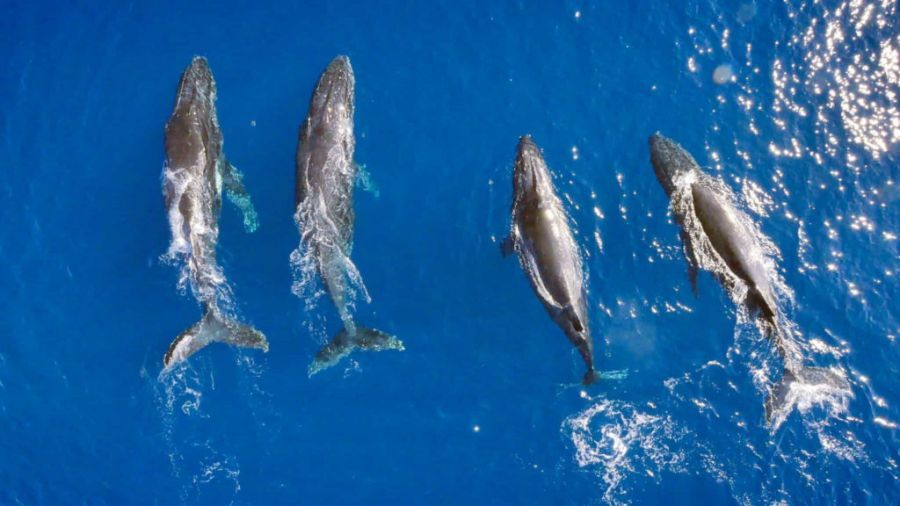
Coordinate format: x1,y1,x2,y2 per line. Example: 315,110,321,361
1,0,898,504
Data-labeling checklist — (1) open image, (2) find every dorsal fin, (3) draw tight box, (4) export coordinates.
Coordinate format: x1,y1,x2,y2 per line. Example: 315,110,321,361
562,304,584,332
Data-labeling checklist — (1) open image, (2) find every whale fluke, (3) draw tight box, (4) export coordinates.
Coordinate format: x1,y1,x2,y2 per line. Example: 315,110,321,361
504,136,596,384
161,57,266,371
163,307,269,370
293,56,402,376
308,326,404,377
765,366,851,425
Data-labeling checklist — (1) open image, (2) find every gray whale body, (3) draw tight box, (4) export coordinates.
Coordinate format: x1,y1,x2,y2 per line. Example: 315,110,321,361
502,136,596,384
649,133,778,323
649,133,848,423
161,56,267,370
294,56,403,376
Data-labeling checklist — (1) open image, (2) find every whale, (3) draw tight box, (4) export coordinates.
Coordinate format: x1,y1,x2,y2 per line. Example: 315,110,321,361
648,133,848,422
294,56,403,376
649,134,778,323
501,136,596,384
161,56,268,370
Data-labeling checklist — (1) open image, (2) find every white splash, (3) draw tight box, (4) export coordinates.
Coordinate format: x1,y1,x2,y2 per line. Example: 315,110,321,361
670,172,791,315
563,399,694,502
161,166,232,310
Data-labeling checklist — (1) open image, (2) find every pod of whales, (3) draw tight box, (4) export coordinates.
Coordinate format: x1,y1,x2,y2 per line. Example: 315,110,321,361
293,56,404,376
648,133,848,422
152,55,850,429
160,57,268,370
502,136,596,385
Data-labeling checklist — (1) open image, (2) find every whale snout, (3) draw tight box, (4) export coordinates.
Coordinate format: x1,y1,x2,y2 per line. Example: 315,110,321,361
308,55,356,120
323,55,354,86
189,55,210,72
171,56,216,113
327,55,352,76
513,135,555,202
317,55,355,103
513,135,546,194
186,56,213,86
648,132,676,153
516,134,539,158
648,132,686,196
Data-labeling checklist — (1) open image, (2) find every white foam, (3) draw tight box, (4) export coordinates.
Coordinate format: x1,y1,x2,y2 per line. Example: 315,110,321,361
563,399,693,502
161,159,234,311
290,144,373,337
671,174,793,320
767,368,853,432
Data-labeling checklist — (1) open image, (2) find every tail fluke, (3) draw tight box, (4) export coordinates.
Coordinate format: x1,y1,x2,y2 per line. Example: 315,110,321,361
308,325,404,377
163,307,269,370
765,366,851,426
765,368,797,423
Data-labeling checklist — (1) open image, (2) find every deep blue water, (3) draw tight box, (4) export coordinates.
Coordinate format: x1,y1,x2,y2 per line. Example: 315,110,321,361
2,0,898,504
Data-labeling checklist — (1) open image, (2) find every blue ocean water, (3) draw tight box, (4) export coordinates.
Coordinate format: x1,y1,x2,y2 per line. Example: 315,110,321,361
1,0,897,503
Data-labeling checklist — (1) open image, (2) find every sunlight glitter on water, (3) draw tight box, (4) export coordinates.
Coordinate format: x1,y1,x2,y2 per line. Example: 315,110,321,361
774,0,900,163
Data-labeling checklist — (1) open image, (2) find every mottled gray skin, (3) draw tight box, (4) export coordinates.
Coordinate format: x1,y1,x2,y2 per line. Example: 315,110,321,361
295,56,402,375
161,57,266,370
504,136,595,384
295,55,358,331
648,133,779,330
164,57,222,301
296,57,356,246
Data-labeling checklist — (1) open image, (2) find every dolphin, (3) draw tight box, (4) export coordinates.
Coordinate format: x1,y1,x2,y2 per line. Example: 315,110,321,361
648,133,848,421
294,56,403,376
501,136,596,384
161,56,268,370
